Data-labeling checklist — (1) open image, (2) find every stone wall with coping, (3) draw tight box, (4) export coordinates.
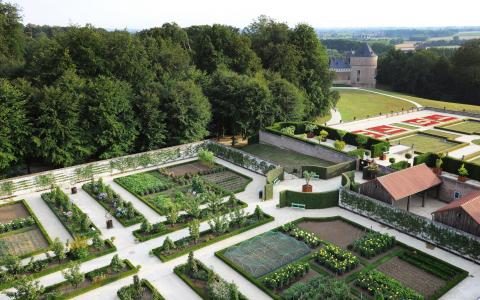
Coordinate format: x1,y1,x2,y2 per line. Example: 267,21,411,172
438,173,480,203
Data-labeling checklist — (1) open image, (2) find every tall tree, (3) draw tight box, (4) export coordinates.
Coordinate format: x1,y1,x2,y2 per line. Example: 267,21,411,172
0,1,25,75
34,69,90,166
0,79,30,171
452,39,480,103
268,76,306,121
82,76,138,159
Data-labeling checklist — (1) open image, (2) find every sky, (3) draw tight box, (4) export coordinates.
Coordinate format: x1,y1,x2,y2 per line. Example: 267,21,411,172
9,0,480,30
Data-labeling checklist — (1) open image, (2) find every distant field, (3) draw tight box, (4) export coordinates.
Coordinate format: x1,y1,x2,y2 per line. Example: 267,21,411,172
427,31,480,41
334,89,414,121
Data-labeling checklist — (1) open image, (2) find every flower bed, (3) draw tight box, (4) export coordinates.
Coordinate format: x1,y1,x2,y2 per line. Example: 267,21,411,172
356,270,423,300
283,275,353,300
117,277,164,300
314,244,359,275
281,222,322,248
0,216,35,234
41,186,98,238
262,262,310,290
351,232,395,258
153,211,274,262
83,179,144,227
174,257,247,300
43,259,138,299
114,171,173,196
0,239,116,291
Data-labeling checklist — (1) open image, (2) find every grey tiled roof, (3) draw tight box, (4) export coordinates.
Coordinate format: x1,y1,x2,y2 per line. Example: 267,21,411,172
352,43,376,57
329,58,350,69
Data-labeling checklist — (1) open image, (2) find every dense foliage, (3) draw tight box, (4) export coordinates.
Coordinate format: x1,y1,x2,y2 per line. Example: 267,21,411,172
356,270,423,300
262,262,310,290
282,275,353,300
351,232,396,258
0,216,35,234
377,41,480,105
0,3,336,176
314,244,359,274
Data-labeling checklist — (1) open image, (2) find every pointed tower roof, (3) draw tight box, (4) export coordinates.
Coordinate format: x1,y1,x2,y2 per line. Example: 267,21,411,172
353,43,376,57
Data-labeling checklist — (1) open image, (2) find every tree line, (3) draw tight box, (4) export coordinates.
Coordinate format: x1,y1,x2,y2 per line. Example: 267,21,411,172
0,1,337,176
376,40,480,105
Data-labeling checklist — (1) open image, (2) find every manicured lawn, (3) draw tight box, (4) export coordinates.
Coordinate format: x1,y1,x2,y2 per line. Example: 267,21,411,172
442,120,480,134
391,133,464,154
315,112,331,125
334,89,414,121
241,144,333,171
391,123,419,130
370,89,480,114
423,129,461,139
469,156,480,165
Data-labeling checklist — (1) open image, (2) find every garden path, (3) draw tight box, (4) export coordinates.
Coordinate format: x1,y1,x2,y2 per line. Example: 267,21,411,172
1,157,480,300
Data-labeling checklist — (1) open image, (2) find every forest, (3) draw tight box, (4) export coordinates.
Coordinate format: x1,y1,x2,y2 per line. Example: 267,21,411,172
0,1,338,176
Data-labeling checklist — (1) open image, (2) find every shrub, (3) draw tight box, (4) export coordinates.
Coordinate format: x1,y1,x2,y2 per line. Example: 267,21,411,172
351,232,395,258
356,135,368,148
405,153,412,159
198,149,215,167
281,126,295,135
263,262,310,290
389,157,396,164
283,275,353,300
356,270,422,300
319,130,328,141
68,237,89,260
314,244,359,274
458,164,469,177
334,140,346,151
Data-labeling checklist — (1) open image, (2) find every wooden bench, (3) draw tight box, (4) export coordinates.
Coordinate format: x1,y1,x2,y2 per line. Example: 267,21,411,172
273,178,280,185
291,202,306,209
312,174,320,180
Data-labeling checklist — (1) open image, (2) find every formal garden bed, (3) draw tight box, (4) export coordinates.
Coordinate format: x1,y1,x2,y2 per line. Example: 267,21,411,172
117,276,164,300
152,206,273,261
390,132,465,154
216,216,468,300
83,178,145,227
41,186,99,238
114,161,251,216
133,194,247,242
41,256,137,299
0,237,116,291
174,252,246,299
0,200,52,258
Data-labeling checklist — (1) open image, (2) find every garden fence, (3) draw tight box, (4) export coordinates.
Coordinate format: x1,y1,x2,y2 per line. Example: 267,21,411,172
339,187,480,264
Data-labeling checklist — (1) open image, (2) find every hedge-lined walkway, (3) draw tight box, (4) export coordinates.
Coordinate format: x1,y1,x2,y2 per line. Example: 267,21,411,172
1,157,479,300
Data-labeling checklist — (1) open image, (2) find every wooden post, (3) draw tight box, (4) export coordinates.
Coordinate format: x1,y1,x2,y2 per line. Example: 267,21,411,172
407,196,411,212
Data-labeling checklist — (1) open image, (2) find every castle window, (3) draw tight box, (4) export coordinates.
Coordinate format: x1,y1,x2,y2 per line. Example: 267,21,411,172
357,70,360,82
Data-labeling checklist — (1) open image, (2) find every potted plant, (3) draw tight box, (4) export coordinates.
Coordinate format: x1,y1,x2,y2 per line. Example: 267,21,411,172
305,124,317,138
318,130,329,142
389,157,396,164
380,146,388,160
364,150,371,159
363,162,379,180
405,153,412,160
458,164,469,182
334,140,346,151
302,171,315,192
433,153,445,175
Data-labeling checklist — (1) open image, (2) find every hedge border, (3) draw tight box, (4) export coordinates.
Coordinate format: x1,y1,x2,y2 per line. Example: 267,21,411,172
82,183,145,227
41,191,100,238
301,159,356,180
117,278,165,300
44,259,138,299
414,152,480,181
0,240,116,291
279,189,339,209
390,131,468,154
132,200,248,242
152,214,274,262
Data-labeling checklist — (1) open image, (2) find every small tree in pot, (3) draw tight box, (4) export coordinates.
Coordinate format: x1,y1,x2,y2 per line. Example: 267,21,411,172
318,130,328,142
363,162,379,180
380,146,388,160
302,171,316,192
458,164,469,182
305,124,317,138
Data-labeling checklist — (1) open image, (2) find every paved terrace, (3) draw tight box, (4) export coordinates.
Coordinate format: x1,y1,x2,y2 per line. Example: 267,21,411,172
0,157,479,300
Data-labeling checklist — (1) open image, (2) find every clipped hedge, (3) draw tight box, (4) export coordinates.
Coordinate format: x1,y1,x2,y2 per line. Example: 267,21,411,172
301,160,356,180
264,184,274,201
266,167,284,184
414,152,480,182
266,121,389,158
390,160,410,171
279,189,338,209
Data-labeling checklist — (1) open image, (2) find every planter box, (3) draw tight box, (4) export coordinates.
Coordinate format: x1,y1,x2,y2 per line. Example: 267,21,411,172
302,184,312,192
458,176,468,182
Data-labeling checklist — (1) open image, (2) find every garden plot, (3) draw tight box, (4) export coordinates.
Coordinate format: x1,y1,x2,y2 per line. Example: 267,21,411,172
165,161,211,176
366,124,407,136
221,231,311,277
0,201,51,257
391,133,462,154
297,219,365,248
441,119,480,134
200,169,251,193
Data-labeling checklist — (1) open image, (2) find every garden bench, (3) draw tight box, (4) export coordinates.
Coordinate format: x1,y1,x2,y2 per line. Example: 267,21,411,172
312,174,320,180
273,178,280,185
291,202,306,209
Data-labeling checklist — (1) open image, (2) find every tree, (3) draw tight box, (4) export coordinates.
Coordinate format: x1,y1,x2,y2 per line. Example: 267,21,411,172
166,205,179,227
162,236,176,252
254,205,264,220
62,263,84,288
268,76,306,122
189,219,200,244
110,254,125,272
452,40,480,104
0,79,30,172
68,236,89,259
185,196,201,218
140,219,152,233
81,76,138,159
198,149,215,167
303,171,316,186
51,237,66,262
205,192,222,215
187,251,198,275
4,276,44,300
34,69,90,166
0,1,25,75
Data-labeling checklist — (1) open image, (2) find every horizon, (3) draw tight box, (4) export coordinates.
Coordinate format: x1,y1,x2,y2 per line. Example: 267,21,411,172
9,0,480,30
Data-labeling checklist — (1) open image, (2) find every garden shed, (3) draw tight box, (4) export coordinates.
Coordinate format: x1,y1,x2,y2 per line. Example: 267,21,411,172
432,190,480,237
359,164,442,211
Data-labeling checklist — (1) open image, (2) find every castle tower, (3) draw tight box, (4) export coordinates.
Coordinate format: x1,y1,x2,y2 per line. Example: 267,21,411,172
349,43,377,88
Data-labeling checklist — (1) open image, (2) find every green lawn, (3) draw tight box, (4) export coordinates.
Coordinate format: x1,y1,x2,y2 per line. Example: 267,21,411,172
241,144,333,173
469,156,480,165
442,120,480,134
391,123,419,130
369,89,480,114
334,89,414,121
391,133,463,154
423,129,460,139
315,112,331,125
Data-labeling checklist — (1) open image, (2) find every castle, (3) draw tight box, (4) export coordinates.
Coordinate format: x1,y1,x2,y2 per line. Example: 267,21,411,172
329,43,377,88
